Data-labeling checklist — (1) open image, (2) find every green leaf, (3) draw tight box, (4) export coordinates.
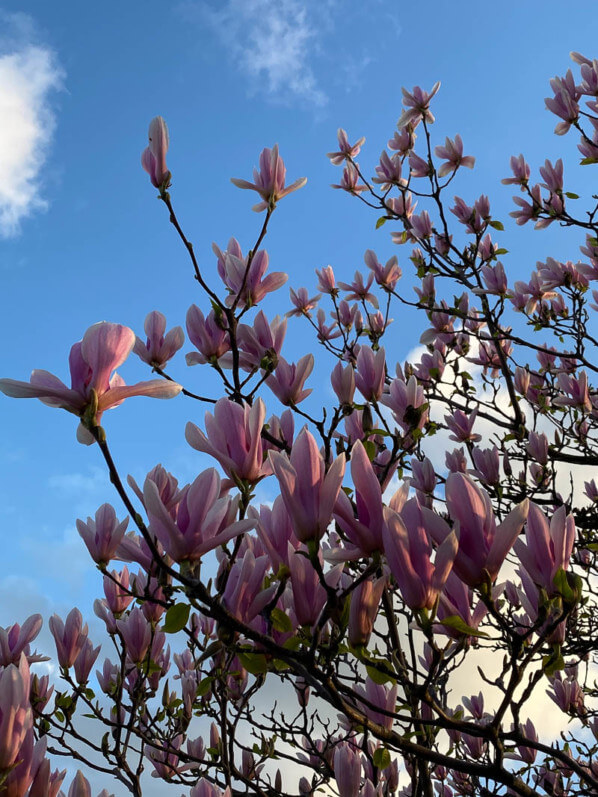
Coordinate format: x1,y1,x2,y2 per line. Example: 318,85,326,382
363,440,377,461
237,650,270,675
564,191,579,199
552,568,575,603
439,615,489,638
55,710,65,723
196,677,213,697
163,603,191,634
270,608,293,633
489,220,504,231
580,157,598,165
373,748,391,770
365,663,396,685
543,648,565,677
376,216,387,229
495,248,509,255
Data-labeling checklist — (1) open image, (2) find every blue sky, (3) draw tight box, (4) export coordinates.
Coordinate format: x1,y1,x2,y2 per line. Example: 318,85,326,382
1,0,598,788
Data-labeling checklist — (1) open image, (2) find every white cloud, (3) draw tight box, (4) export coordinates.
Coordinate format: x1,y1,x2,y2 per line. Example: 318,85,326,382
188,0,327,106
0,12,63,237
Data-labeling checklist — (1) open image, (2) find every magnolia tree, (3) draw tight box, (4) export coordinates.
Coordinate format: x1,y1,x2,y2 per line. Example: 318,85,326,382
2,51,598,797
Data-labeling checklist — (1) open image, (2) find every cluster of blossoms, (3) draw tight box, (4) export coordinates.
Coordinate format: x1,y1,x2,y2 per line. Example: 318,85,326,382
3,52,598,797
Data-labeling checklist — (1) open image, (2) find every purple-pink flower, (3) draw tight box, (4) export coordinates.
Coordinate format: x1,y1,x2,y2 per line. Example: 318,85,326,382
269,429,345,543
231,145,306,211
144,468,254,563
434,135,475,177
383,500,457,610
327,128,366,164
76,504,129,565
431,473,528,586
0,322,181,444
141,116,171,189
133,311,184,368
186,398,268,484
266,354,314,405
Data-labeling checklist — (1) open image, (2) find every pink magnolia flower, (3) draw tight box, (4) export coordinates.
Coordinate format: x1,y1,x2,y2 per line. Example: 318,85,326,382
355,677,398,732
186,398,268,484
222,550,275,625
133,311,184,368
333,440,386,556
190,778,232,797
73,637,101,684
409,151,432,178
29,754,66,797
266,354,314,405
380,374,428,434
383,500,457,610
388,127,416,155
287,286,321,317
144,467,254,563
116,607,152,664
510,184,544,227
348,576,386,647
288,545,342,628
445,408,481,443
231,145,307,211
470,446,501,486
0,655,32,769
514,504,576,594
185,305,230,366
330,361,356,406
354,345,386,402
2,727,47,797
433,473,529,586
103,567,134,616
364,249,402,291
545,70,581,135
331,162,367,194
269,428,345,543
398,82,441,129
213,240,288,308
141,116,171,189
502,154,531,188
315,308,341,342
315,265,337,294
49,609,89,669
67,770,92,797
327,128,366,165
410,457,436,497
0,614,44,667
146,736,182,780
76,504,129,565
435,571,489,638
539,158,564,193
252,496,299,572
333,743,362,797
236,311,286,372
409,210,434,240
338,271,378,307
434,134,475,176
0,322,182,444
554,371,593,412
371,151,406,189
478,261,508,295
335,299,363,332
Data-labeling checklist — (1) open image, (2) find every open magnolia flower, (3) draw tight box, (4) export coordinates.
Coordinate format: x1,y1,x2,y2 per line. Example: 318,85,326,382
0,322,182,444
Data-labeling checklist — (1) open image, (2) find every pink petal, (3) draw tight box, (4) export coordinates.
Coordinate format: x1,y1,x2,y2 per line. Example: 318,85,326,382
98,379,181,411
81,323,135,395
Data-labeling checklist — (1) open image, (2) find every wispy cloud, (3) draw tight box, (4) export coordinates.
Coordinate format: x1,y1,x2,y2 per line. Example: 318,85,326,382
184,0,327,106
0,12,63,237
